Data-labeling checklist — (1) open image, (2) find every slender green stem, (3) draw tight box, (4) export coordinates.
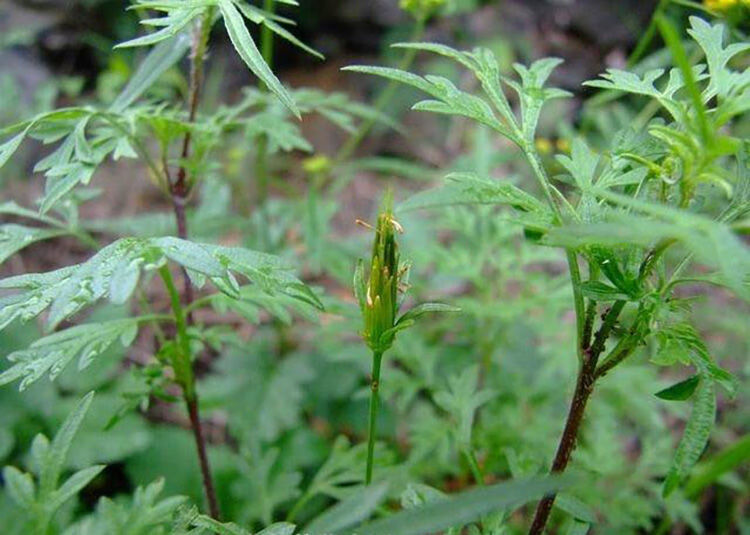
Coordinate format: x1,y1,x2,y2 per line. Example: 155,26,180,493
254,0,275,249
365,350,384,484
287,490,314,523
524,148,565,220
261,0,275,66
463,448,484,486
627,0,669,68
523,148,586,359
335,17,426,165
159,266,195,400
159,265,220,519
566,250,586,358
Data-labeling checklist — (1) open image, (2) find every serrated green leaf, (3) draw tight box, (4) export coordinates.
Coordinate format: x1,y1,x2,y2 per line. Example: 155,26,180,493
0,237,318,331
0,319,141,390
48,464,104,511
219,0,299,118
234,2,322,60
686,16,750,101
0,130,28,168
390,43,521,140
546,189,750,302
506,58,570,142
579,281,632,302
663,378,716,497
40,391,95,498
433,365,496,447
111,32,191,112
0,224,67,265
342,65,434,94
40,162,97,214
154,237,225,277
400,172,551,221
116,6,199,49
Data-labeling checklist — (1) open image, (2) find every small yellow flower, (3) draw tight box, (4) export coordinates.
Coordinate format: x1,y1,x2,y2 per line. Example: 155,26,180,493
535,137,553,155
302,155,331,175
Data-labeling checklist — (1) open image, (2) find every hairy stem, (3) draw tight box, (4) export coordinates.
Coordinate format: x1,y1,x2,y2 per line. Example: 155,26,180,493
528,354,597,535
164,9,220,519
365,350,384,484
335,17,426,165
566,250,586,360
528,302,625,534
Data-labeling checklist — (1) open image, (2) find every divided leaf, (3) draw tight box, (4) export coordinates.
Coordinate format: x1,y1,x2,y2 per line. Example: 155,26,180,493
0,224,67,265
0,237,320,333
0,319,140,391
218,0,300,118
40,392,96,496
399,172,554,233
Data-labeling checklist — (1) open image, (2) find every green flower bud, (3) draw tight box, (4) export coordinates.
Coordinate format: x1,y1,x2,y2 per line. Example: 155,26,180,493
355,191,404,353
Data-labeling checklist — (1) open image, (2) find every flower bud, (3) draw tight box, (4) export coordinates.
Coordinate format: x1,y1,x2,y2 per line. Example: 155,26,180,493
356,191,404,353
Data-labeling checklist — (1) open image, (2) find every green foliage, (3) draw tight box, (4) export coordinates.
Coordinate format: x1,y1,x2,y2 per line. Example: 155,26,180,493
357,476,571,535
67,478,187,535
347,12,747,531
0,3,747,535
2,392,104,533
663,377,716,497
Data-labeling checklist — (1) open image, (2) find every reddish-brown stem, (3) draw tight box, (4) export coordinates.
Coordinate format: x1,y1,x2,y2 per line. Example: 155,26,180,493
169,14,210,315
165,10,219,519
528,302,625,534
528,349,597,535
186,397,221,519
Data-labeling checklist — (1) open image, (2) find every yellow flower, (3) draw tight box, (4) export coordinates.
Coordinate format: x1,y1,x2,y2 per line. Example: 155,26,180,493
302,155,331,175
535,137,553,155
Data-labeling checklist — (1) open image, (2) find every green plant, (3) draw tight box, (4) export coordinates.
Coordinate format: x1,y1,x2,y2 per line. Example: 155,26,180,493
346,12,747,534
0,1,747,533
354,191,457,483
0,0,325,521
